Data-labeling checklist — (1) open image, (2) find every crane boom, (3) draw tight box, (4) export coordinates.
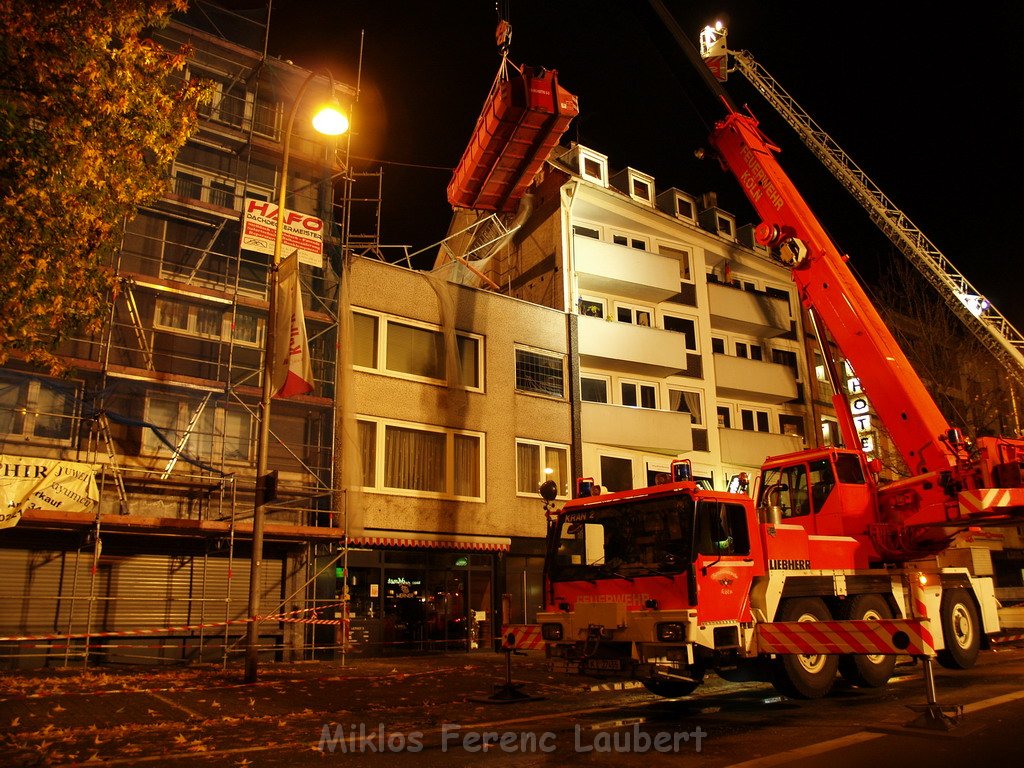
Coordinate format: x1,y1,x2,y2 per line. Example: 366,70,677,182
700,26,1024,392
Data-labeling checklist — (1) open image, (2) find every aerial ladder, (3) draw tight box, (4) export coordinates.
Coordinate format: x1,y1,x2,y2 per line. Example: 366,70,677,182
698,23,1024,397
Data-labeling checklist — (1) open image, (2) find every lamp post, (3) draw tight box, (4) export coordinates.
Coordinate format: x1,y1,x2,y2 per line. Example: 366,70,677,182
245,70,348,683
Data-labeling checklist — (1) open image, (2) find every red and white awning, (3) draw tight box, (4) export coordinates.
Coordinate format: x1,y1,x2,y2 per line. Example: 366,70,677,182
345,532,511,553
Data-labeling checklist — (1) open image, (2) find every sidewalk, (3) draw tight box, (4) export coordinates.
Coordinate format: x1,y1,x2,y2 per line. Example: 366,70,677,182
0,650,597,765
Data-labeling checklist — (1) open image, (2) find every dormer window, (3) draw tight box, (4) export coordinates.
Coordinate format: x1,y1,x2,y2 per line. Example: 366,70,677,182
565,145,608,186
656,188,697,222
610,168,655,206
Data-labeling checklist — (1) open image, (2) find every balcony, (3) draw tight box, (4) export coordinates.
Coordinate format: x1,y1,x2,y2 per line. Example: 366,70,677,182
713,355,798,404
707,282,789,337
582,401,692,453
719,428,804,467
578,315,689,377
574,236,679,303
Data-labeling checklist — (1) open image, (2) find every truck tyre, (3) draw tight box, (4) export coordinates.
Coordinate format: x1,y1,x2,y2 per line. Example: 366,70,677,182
641,678,701,698
771,597,839,699
937,588,981,670
838,594,897,688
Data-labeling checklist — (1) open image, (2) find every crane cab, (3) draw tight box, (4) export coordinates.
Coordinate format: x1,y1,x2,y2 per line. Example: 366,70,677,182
758,447,878,568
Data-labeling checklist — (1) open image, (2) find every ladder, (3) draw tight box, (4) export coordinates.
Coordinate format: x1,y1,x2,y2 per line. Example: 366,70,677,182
119,277,155,371
95,412,129,514
161,393,213,480
700,26,1024,389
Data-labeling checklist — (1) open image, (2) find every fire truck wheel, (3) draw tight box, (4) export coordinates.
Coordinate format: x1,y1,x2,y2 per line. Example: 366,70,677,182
771,597,839,699
838,594,897,687
937,589,981,670
641,678,701,698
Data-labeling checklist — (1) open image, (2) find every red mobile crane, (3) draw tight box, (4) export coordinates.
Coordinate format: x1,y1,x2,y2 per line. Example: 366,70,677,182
537,6,1024,703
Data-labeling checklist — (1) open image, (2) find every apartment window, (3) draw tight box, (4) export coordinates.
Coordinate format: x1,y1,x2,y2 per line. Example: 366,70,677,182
780,414,805,440
673,193,695,221
735,341,763,361
621,380,657,409
580,375,609,403
353,311,483,390
515,347,565,399
142,396,222,462
717,214,734,238
516,440,570,498
252,92,282,139
611,232,648,250
628,172,654,204
766,285,794,318
615,303,653,327
579,297,606,318
668,389,702,424
223,408,253,461
821,418,841,447
573,224,600,239
198,74,246,128
357,418,484,500
173,171,203,200
154,298,225,340
231,310,265,348
0,374,79,443
711,337,726,355
772,348,799,375
600,455,633,493
209,180,236,209
663,314,697,350
577,148,608,186
717,406,732,429
740,408,771,433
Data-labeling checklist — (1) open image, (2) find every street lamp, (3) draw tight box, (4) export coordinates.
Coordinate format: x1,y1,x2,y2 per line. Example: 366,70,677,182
245,70,348,683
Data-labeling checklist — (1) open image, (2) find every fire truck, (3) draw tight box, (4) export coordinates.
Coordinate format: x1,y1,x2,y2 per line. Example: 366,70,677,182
537,12,1024,701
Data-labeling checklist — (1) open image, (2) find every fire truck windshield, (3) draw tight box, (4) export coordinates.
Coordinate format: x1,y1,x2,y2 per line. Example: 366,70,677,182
546,494,695,582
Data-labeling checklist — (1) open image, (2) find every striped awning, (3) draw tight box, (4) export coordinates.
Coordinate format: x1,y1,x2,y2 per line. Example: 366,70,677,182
345,532,511,553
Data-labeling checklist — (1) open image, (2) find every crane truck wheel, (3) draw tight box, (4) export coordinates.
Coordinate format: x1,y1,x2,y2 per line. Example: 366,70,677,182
936,588,981,670
771,597,839,699
641,677,702,698
837,594,897,688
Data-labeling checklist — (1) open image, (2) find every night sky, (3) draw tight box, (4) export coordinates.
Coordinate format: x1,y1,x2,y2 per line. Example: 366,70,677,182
268,1,1023,328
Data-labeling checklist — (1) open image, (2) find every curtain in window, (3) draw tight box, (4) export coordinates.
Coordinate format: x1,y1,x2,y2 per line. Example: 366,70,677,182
0,379,25,435
385,425,445,492
544,447,569,497
358,421,377,487
453,434,480,497
517,442,540,494
386,323,444,379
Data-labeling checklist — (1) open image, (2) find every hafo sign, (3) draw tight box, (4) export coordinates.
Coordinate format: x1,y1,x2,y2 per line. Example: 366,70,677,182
242,198,325,268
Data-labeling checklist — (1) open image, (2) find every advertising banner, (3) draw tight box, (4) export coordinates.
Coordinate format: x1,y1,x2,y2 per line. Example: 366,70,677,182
242,198,324,268
0,456,99,530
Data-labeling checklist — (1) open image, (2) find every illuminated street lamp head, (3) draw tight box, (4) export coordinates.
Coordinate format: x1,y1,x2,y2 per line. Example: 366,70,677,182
312,97,349,136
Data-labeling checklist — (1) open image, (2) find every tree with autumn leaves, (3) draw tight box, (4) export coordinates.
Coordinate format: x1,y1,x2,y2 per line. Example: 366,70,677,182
0,0,209,373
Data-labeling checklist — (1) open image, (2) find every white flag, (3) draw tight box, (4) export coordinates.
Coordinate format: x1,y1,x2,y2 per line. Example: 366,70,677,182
271,252,314,398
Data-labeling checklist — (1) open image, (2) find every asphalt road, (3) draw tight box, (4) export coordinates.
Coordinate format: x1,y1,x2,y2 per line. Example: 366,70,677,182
2,645,1023,766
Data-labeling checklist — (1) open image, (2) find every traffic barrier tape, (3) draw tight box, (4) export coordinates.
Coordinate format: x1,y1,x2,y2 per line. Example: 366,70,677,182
0,602,345,642
756,619,933,656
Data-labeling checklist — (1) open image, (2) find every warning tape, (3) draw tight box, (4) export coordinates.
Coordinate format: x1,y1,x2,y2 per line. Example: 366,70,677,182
500,623,544,650
992,633,1024,644
0,603,346,643
756,619,933,657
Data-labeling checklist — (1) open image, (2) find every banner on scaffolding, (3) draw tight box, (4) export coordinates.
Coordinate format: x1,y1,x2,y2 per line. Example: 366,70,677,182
241,198,324,268
0,455,100,530
271,251,314,398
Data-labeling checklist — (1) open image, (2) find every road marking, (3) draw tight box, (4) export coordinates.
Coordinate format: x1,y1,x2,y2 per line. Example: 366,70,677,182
724,732,886,768
962,688,1024,714
147,691,204,721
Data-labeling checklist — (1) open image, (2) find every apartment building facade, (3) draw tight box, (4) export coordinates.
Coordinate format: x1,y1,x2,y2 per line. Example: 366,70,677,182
436,143,827,503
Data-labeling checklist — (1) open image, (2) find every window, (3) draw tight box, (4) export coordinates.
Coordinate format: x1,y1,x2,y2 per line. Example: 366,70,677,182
580,375,609,403
615,303,653,327
358,418,484,500
735,341,763,361
663,314,697,350
821,418,841,447
717,406,731,429
154,298,226,340
174,171,203,200
516,440,570,498
695,501,750,556
142,397,250,463
668,389,702,424
740,408,770,432
579,297,605,318
600,455,633,493
352,311,483,390
573,224,600,239
717,214,734,238
515,347,565,399
231,310,265,348
209,180,235,209
576,147,608,185
0,374,79,443
612,232,648,250
711,337,726,355
620,380,657,409
772,348,799,375
779,414,805,439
